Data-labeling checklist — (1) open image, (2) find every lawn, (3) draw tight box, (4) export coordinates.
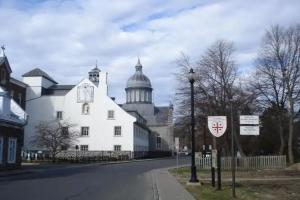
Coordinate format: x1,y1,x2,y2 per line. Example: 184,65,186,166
169,167,300,200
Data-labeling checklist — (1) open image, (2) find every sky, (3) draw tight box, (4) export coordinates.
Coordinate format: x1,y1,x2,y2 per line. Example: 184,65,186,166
0,0,299,105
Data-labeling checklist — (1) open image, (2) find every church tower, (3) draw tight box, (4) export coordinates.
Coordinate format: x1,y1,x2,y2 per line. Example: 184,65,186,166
125,58,152,104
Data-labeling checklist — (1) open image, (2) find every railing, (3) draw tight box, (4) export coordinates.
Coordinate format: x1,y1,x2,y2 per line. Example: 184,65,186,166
22,150,172,162
0,90,27,125
196,155,286,170
56,151,133,161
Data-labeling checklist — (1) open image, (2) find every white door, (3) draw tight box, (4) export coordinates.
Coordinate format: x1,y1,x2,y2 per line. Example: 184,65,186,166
0,137,3,164
8,137,17,164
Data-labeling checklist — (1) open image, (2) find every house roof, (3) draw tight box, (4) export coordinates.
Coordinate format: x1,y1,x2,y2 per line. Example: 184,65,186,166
0,56,12,74
42,85,75,96
47,85,74,90
22,68,58,84
10,77,27,88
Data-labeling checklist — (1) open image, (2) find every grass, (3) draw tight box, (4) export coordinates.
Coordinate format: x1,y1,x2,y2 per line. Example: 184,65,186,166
185,183,258,200
170,167,260,200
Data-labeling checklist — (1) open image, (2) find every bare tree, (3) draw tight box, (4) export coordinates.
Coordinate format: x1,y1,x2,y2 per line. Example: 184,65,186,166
255,24,300,163
175,41,254,156
32,120,79,162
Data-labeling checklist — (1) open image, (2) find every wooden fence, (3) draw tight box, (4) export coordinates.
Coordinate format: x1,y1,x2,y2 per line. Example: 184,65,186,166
196,155,286,170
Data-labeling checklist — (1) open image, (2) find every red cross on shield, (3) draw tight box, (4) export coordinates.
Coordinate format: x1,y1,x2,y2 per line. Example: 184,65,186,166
208,116,227,137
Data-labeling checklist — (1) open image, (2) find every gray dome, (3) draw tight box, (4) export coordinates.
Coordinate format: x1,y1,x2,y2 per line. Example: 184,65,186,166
126,59,152,89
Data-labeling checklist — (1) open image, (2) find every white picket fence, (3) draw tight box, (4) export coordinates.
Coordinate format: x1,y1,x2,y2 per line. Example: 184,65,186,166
196,155,286,170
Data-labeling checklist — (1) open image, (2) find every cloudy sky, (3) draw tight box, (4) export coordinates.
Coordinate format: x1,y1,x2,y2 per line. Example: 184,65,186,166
0,0,299,105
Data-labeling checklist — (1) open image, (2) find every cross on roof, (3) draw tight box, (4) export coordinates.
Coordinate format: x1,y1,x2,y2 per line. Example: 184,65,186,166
1,45,5,57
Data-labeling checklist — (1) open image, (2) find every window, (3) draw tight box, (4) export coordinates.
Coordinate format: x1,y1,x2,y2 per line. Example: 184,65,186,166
136,90,139,101
0,68,6,84
61,145,68,150
82,103,90,115
10,90,14,98
81,127,89,136
62,127,68,137
108,110,114,119
8,138,17,163
145,92,148,102
80,145,89,151
18,93,22,105
156,136,162,149
56,111,63,120
0,137,3,164
114,126,122,136
114,145,121,151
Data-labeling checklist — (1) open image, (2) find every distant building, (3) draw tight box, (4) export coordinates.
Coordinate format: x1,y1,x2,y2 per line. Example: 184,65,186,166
0,56,27,169
23,66,149,155
122,59,174,152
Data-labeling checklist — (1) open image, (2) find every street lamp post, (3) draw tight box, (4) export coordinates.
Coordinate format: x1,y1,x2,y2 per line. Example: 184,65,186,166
230,98,236,198
188,68,199,183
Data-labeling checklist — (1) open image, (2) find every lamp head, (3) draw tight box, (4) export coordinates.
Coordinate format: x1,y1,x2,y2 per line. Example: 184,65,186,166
188,68,195,83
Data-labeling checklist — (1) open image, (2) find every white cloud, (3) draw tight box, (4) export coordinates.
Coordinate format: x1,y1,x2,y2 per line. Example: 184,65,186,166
0,0,299,105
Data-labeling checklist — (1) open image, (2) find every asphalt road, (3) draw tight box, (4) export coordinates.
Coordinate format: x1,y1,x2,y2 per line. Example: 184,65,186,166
0,157,189,200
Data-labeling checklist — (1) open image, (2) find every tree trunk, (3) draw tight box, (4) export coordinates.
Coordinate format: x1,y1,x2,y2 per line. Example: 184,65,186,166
52,152,56,163
288,114,294,164
287,94,294,164
234,128,245,157
278,117,285,155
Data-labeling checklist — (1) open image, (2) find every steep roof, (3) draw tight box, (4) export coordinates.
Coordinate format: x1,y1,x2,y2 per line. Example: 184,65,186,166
22,68,57,84
0,56,12,74
10,77,27,88
42,85,75,96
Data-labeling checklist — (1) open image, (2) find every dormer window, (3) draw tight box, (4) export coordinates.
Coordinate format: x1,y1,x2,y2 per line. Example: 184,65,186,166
0,68,6,84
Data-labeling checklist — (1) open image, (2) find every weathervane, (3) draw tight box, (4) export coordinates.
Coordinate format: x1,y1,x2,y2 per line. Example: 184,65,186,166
1,45,5,57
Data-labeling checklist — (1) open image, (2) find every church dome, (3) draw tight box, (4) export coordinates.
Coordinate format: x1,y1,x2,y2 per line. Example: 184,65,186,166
126,59,152,89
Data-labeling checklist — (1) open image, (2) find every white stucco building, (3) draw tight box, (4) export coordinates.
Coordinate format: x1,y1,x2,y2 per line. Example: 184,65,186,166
23,66,149,153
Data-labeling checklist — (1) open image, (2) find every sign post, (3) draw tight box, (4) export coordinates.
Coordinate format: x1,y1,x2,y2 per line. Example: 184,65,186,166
211,149,217,187
207,116,227,190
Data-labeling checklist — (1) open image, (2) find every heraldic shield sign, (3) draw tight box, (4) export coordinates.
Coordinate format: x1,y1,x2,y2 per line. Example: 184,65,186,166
208,116,227,137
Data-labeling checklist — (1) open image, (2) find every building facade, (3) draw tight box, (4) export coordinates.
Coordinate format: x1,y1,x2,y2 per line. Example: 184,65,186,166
0,56,27,169
122,59,174,152
23,66,149,154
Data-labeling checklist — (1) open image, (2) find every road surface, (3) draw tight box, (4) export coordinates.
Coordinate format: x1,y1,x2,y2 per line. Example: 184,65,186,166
0,157,189,200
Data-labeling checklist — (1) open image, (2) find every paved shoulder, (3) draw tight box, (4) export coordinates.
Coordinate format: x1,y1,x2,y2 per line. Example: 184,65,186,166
152,168,195,200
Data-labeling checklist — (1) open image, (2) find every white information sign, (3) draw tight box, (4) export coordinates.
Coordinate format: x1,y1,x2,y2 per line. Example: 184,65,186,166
175,137,180,151
240,126,259,135
240,115,259,125
208,116,227,137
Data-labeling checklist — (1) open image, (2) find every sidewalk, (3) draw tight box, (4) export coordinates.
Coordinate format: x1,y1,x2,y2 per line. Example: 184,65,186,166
152,168,195,200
